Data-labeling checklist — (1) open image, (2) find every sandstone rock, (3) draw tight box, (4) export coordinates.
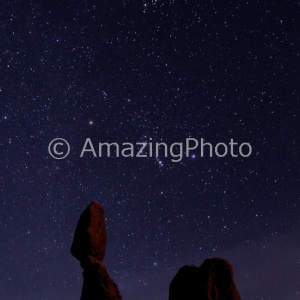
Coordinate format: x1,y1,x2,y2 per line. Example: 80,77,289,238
71,201,107,263
80,259,122,300
169,258,241,300
199,258,241,300
71,201,122,300
169,265,202,299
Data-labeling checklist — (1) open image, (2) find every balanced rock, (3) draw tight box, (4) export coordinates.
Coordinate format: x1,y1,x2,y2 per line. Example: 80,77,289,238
71,201,122,300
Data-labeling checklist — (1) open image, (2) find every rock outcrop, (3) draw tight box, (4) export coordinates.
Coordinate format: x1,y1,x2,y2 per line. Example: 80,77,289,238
71,201,122,300
169,258,241,300
169,265,203,299
71,202,241,300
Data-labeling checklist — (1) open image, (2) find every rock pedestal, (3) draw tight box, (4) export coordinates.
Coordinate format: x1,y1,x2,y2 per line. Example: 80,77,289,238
71,201,122,300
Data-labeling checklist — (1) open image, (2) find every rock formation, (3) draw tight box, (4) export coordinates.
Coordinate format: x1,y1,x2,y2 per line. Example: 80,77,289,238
71,202,241,300
169,265,203,299
71,201,122,300
169,258,241,300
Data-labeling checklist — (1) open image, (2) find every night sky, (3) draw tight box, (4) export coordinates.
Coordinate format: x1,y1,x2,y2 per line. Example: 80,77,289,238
1,1,299,299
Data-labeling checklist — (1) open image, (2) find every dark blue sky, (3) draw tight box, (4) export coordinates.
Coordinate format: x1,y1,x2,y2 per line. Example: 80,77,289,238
1,1,299,299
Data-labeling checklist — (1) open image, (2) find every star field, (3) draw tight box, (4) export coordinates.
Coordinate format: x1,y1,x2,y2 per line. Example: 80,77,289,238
0,1,299,299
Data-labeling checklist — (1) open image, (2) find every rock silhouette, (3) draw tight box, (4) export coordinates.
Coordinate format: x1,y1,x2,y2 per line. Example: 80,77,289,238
169,258,241,300
71,201,122,300
169,265,203,299
71,202,241,300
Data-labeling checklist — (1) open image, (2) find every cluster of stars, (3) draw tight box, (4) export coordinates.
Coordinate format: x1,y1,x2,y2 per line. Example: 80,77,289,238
1,1,299,300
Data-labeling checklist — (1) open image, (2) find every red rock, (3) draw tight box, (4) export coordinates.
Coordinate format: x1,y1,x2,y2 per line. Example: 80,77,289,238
169,258,241,300
71,201,107,263
199,258,241,300
80,260,122,300
169,265,202,299
71,202,122,300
